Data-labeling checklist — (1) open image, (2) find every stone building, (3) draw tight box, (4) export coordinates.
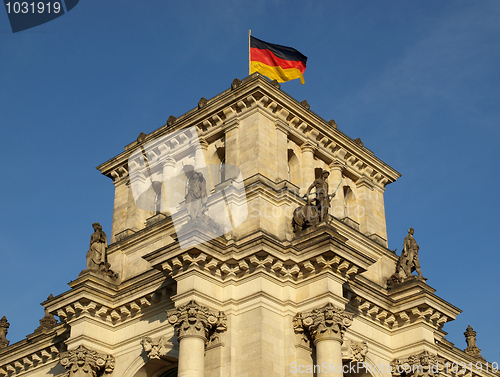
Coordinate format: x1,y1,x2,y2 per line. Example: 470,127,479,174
0,73,496,377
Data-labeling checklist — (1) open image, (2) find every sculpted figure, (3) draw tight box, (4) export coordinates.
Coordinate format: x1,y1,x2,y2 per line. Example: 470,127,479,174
81,223,115,278
400,228,423,279
293,170,335,232
305,170,333,223
0,316,9,348
387,228,425,286
185,172,208,221
86,223,108,270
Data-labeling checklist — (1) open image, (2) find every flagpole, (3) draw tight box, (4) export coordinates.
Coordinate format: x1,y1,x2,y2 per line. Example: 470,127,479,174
248,29,251,75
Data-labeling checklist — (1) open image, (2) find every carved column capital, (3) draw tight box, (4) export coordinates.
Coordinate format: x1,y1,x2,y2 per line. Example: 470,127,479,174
329,159,345,171
59,345,115,377
198,137,209,151
294,303,353,345
167,300,227,344
301,141,316,154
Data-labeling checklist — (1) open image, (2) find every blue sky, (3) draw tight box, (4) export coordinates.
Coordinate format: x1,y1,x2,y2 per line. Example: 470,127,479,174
0,0,499,363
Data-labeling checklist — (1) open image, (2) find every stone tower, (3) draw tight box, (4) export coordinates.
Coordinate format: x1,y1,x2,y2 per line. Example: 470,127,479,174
0,74,494,377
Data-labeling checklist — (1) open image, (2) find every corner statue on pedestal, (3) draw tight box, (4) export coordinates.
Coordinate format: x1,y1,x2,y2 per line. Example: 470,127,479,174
80,222,116,278
292,170,335,232
387,228,426,287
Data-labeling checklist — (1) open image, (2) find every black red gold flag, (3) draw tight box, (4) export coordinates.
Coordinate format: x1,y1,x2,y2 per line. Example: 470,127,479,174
250,36,308,85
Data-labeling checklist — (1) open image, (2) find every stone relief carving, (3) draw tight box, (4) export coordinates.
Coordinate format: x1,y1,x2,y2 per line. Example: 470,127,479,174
141,336,169,360
80,223,116,279
167,300,227,345
391,351,446,377
464,325,485,360
387,228,426,287
293,303,353,345
342,339,368,362
293,170,335,232
59,345,115,377
0,316,9,349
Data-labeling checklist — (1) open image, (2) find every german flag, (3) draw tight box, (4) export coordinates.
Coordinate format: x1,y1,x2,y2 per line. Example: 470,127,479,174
250,36,307,85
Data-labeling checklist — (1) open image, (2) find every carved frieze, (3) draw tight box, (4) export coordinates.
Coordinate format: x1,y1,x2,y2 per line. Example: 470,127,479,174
293,303,353,345
391,351,446,377
59,345,115,377
167,300,227,344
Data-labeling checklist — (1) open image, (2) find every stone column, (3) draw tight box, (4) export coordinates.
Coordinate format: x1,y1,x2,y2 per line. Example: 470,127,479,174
167,301,227,377
223,110,240,181
294,303,352,377
329,160,345,218
194,138,209,171
301,142,315,196
161,156,176,216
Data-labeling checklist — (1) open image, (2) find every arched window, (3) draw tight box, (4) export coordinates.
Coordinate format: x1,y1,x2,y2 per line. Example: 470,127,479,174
287,149,300,186
343,186,356,220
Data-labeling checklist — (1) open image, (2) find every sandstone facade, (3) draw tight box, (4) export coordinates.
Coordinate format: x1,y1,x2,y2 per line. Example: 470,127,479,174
0,74,494,377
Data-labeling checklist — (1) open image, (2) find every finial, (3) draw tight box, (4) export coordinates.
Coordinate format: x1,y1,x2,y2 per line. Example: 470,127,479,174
166,115,176,126
198,97,208,109
300,100,310,110
464,325,485,360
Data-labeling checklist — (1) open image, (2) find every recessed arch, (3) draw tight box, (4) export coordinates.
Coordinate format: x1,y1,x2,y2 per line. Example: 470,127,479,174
288,149,301,187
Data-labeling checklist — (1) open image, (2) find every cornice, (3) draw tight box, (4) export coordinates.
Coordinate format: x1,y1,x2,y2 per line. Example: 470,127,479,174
44,271,176,328
96,74,400,189
144,225,374,286
0,324,67,377
343,278,462,332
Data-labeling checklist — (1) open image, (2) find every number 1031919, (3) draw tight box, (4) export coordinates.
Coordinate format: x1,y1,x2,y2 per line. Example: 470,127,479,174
5,2,61,14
